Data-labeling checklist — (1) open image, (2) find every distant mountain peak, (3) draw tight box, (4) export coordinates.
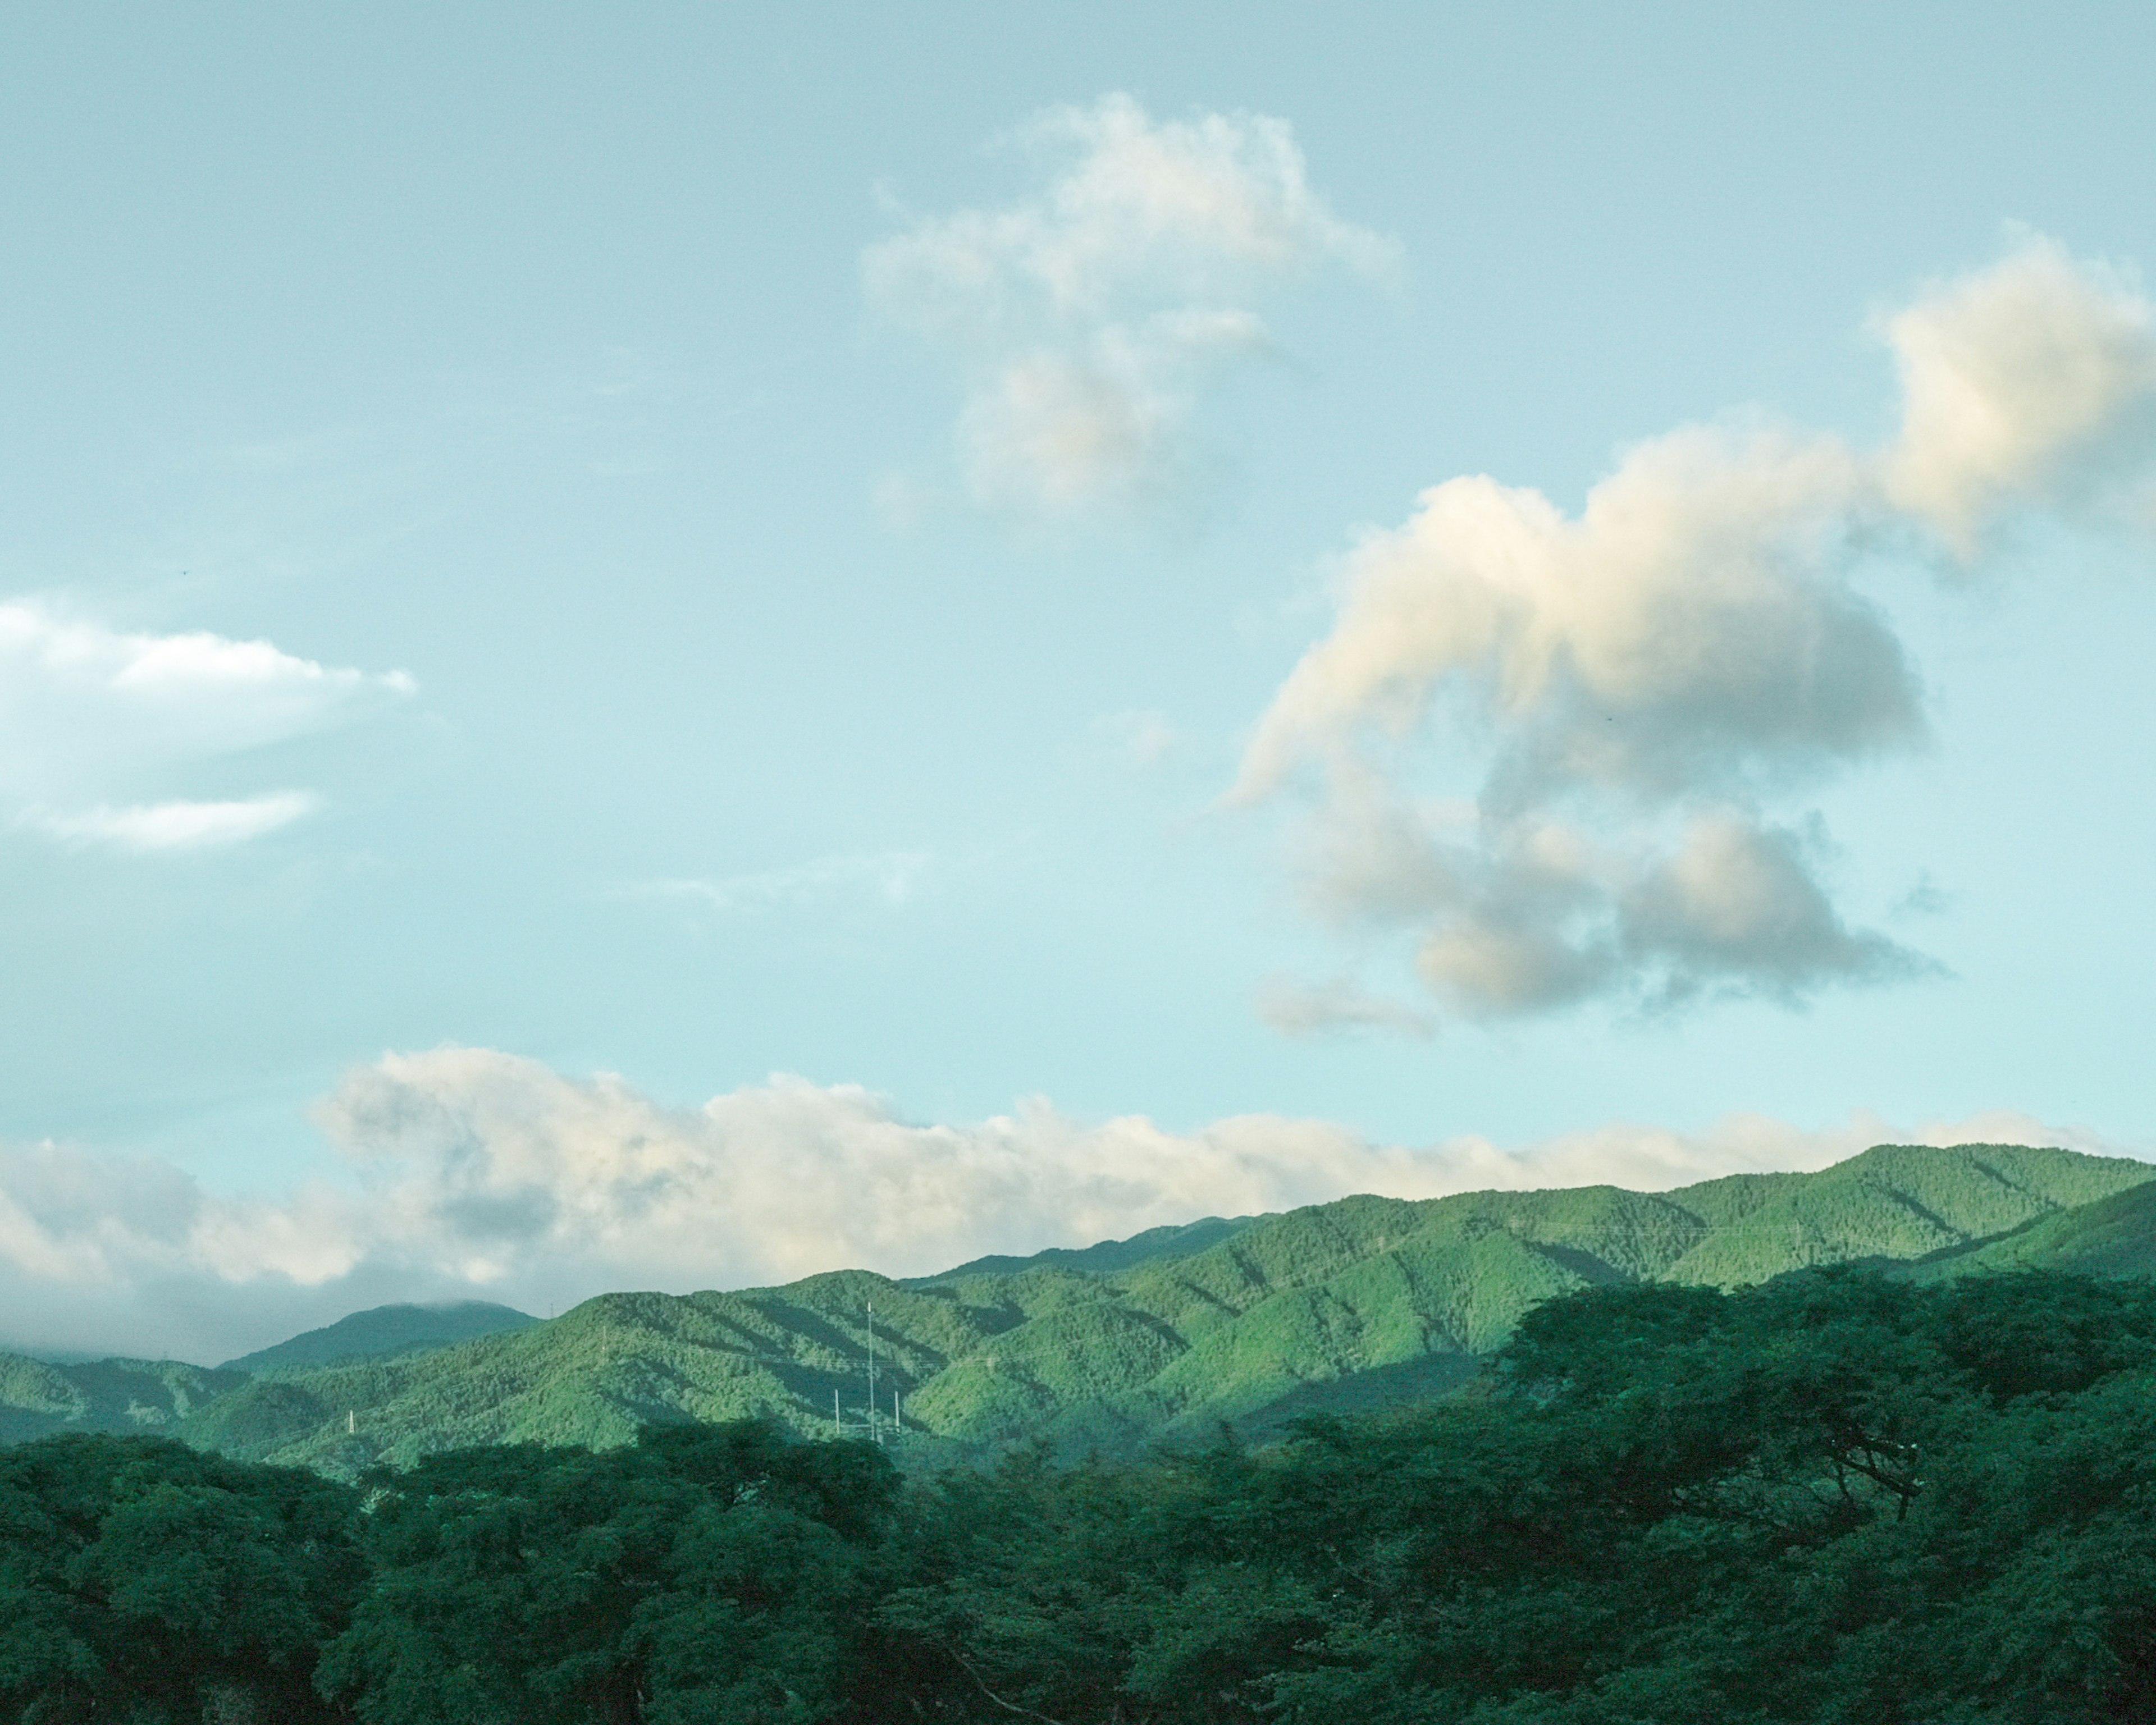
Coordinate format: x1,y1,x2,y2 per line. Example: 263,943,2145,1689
219,1300,539,1374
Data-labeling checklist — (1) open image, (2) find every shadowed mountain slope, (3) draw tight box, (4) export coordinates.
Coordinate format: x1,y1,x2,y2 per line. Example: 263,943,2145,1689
0,1356,249,1447
4,1142,2152,1475
1903,1178,2156,1283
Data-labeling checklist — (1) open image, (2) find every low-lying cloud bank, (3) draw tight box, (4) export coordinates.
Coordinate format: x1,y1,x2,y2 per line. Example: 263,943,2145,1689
1245,236,2156,1022
0,1047,2130,1365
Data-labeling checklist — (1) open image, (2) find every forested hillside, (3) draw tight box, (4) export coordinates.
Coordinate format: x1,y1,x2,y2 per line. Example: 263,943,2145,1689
0,1355,245,1448
221,1300,537,1374
8,1267,2156,1722
2,1142,2152,1475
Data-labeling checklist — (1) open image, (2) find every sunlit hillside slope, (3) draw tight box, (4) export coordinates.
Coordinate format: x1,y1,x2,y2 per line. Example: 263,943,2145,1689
2,1142,2151,1476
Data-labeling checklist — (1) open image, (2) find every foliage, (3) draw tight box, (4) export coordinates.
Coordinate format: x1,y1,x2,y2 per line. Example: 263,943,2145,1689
7,1271,2156,1720
317,1421,898,1724
0,1433,362,1722
876,1268,2156,1723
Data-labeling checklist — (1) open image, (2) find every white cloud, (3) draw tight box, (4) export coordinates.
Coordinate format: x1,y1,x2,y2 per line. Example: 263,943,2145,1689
866,93,1395,518
24,791,323,852
0,600,411,850
1244,237,2156,1020
1238,426,1912,805
0,602,413,793
0,1050,2131,1363
1882,236,2156,554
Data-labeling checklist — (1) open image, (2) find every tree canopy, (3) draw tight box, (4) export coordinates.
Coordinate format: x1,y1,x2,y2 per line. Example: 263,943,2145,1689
6,1268,2156,1722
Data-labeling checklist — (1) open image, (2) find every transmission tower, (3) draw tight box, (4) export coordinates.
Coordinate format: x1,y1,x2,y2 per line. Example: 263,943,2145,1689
866,1301,883,1444
829,1301,903,1445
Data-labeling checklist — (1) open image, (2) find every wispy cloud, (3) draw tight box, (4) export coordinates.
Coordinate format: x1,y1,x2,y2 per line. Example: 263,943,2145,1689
630,848,933,914
1085,707,1180,768
0,600,412,852
1243,236,2156,1022
0,1047,2130,1362
22,791,323,853
1880,235,2156,552
866,93,1396,521
1255,975,1433,1040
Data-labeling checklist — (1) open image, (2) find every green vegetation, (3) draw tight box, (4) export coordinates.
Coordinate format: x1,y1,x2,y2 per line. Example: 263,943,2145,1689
0,1357,247,1448
9,1266,2156,1720
0,1433,362,1721
910,1213,1257,1281
2,1142,2152,1477
221,1301,538,1374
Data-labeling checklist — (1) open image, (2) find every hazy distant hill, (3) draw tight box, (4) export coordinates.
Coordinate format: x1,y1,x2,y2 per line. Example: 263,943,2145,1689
0,1355,248,1447
106,1141,2141,1476
220,1300,538,1373
0,1300,535,1448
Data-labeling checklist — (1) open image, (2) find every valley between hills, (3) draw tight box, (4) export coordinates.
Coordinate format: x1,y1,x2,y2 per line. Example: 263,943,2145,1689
6,1140,2153,1478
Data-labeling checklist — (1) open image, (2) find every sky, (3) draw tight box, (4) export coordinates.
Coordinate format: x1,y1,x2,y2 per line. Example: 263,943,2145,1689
5,3,2156,1361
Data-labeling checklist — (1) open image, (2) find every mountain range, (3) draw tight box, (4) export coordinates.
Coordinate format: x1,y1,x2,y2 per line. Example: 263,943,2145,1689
5,1141,2153,1477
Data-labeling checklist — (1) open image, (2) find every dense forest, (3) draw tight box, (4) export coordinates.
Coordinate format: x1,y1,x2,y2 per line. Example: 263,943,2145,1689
7,1266,2156,1723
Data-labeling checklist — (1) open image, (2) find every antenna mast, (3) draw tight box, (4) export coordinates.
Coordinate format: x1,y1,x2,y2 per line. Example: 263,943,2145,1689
865,1301,880,1445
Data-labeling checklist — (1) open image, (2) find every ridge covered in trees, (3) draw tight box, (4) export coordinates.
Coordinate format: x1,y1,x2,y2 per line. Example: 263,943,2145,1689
2,1143,2152,1477
6,1266,2156,1722
220,1302,541,1376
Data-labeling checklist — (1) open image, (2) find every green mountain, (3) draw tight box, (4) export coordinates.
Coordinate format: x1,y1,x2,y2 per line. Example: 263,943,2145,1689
910,1214,1255,1282
6,1142,2153,1476
220,1300,539,1373
1902,1177,2156,1282
0,1355,248,1447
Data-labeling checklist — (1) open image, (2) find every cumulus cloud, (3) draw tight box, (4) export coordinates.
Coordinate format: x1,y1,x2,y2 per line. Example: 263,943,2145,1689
1245,237,2156,1020
1240,427,1912,805
0,601,412,850
1882,236,2156,553
866,93,1395,518
0,1049,2130,1363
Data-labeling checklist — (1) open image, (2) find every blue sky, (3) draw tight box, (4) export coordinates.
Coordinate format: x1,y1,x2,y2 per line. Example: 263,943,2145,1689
5,4,2156,1358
